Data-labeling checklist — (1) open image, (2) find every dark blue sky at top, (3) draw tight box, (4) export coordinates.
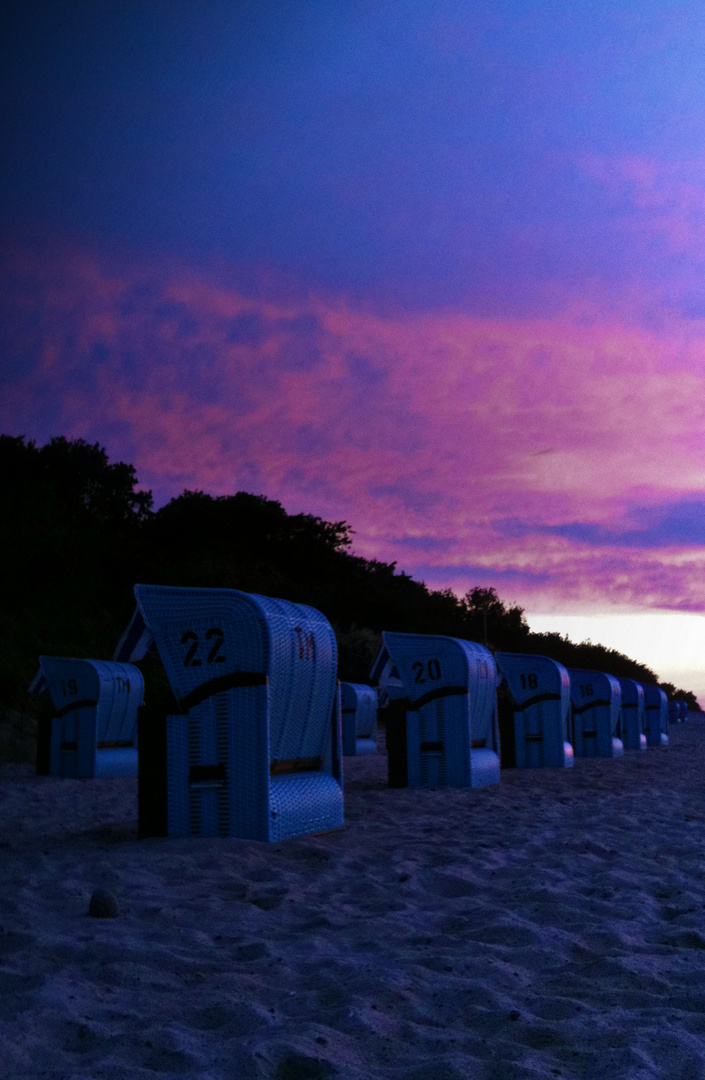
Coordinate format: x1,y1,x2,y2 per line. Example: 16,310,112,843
4,0,705,314
5,0,705,632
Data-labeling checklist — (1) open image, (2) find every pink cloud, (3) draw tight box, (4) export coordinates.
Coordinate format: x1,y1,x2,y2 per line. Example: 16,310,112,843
4,237,705,615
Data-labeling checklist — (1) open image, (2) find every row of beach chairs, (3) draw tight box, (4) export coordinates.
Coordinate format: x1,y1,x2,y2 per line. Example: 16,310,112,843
30,585,686,844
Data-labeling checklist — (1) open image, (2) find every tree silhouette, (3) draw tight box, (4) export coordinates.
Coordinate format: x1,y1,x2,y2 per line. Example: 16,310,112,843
1,433,699,759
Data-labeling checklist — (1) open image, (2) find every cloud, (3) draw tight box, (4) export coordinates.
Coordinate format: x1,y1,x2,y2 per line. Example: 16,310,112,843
3,236,705,616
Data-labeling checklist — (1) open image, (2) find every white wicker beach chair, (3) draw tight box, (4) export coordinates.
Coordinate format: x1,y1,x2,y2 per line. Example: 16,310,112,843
340,682,377,755
643,684,669,747
377,632,500,789
568,669,623,758
132,584,343,841
495,653,574,769
616,678,647,750
33,656,143,778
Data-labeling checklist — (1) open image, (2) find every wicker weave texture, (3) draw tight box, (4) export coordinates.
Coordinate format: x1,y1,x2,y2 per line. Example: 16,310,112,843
568,669,622,759
643,684,669,747
496,653,573,769
134,585,343,841
38,656,143,778
617,678,647,750
382,632,500,788
340,682,378,755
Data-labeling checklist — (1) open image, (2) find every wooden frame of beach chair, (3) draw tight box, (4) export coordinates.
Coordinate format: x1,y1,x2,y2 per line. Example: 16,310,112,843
133,584,344,841
616,678,647,750
643,684,669,747
35,657,143,778
568,669,624,759
340,682,378,755
494,653,574,769
379,632,500,789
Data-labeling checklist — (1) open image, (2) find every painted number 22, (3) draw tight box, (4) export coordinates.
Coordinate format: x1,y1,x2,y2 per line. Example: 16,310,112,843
181,628,226,667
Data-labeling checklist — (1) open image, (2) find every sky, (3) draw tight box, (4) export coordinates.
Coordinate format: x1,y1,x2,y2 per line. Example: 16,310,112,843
3,1,705,698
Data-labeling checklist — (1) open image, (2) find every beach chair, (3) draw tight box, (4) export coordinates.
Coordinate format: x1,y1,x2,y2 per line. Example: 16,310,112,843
369,644,406,707
568,669,623,758
680,701,689,722
340,682,378,755
132,584,343,841
643,684,669,747
33,657,143,778
617,678,647,750
377,632,500,789
668,700,681,725
494,653,574,768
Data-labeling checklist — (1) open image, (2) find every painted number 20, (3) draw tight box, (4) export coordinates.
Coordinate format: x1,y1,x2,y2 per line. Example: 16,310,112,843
412,659,442,684
181,628,226,667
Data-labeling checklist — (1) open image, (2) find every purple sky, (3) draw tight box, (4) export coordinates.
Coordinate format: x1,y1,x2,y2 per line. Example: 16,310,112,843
4,1,705,628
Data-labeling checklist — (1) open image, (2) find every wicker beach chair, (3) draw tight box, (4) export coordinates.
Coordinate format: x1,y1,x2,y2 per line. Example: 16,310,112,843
33,657,143,778
643,684,669,747
369,644,406,708
340,682,378,755
133,584,343,841
568,669,623,758
377,632,500,789
616,678,647,750
494,653,574,769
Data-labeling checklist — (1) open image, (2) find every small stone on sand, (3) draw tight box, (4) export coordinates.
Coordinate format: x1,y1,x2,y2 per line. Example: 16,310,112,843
88,888,120,918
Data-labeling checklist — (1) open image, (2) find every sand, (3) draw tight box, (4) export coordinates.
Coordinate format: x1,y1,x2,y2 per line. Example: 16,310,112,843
2,721,705,1079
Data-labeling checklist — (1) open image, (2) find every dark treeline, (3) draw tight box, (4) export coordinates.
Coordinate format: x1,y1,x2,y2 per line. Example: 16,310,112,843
1,434,699,744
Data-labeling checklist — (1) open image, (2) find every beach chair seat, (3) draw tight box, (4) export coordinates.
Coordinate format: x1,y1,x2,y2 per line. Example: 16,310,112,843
376,632,500,789
33,657,143,778
340,682,378,755
643,684,669,747
132,584,343,841
495,653,574,769
568,669,623,758
617,678,647,750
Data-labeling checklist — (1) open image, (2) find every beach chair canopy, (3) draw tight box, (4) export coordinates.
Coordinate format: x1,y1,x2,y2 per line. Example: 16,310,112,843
495,652,573,768
380,631,500,788
643,684,669,747
133,584,343,841
568,668,623,759
370,643,406,707
616,678,647,751
340,682,377,755
35,656,143,778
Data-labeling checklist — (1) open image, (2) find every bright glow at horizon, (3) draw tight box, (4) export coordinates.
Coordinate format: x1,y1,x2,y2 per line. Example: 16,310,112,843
526,612,705,708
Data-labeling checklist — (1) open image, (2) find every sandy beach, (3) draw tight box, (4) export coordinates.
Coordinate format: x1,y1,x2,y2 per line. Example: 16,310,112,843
2,720,705,1079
